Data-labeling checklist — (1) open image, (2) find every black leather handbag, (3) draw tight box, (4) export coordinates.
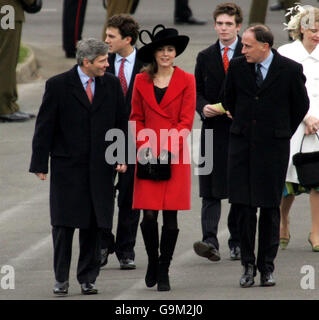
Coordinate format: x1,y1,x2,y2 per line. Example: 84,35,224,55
293,133,319,188
136,148,171,181
21,0,42,14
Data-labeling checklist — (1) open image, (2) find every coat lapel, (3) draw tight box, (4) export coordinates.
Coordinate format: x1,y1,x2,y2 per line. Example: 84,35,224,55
127,52,143,94
91,76,107,113
258,49,283,94
159,67,186,110
233,36,243,58
107,51,143,107
138,75,170,118
241,62,257,91
68,65,92,110
205,42,225,82
207,37,243,83
137,67,188,119
67,65,107,112
126,54,143,104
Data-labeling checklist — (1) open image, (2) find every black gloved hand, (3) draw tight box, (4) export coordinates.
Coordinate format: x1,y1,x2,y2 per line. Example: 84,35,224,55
138,147,154,164
158,150,171,164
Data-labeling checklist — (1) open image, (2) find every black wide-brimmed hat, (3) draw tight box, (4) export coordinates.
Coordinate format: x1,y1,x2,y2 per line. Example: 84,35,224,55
137,24,189,63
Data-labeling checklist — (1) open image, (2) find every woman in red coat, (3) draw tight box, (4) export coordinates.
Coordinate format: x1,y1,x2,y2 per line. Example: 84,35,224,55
129,25,196,291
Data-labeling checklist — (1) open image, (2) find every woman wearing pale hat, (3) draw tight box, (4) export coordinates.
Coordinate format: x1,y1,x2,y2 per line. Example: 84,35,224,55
277,5,319,251
129,25,196,291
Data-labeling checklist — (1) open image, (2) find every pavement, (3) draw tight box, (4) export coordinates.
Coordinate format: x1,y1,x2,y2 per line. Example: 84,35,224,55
2,0,319,302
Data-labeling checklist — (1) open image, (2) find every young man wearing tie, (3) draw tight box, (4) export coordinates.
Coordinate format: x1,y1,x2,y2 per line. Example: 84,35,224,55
102,14,144,270
193,2,243,262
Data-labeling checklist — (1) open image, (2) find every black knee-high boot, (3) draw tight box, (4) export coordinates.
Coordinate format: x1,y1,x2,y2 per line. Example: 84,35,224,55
140,220,159,287
158,227,179,291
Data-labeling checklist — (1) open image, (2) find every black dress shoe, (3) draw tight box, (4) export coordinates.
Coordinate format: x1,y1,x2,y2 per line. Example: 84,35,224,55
0,111,30,122
100,248,110,267
53,281,69,296
193,241,221,261
81,283,98,295
119,258,136,270
230,246,241,261
260,272,276,287
174,16,207,25
270,1,284,11
240,264,256,288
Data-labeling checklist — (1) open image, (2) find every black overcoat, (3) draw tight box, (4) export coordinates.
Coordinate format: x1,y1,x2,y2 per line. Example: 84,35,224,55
29,65,127,229
195,38,243,199
224,50,309,207
106,52,144,207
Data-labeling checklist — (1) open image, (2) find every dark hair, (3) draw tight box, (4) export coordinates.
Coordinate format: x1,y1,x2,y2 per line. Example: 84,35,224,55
107,14,139,45
140,60,158,80
246,24,274,47
213,2,243,25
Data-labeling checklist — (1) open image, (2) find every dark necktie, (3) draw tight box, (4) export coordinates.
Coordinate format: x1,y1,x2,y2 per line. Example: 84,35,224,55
255,63,263,88
118,58,128,96
223,47,229,73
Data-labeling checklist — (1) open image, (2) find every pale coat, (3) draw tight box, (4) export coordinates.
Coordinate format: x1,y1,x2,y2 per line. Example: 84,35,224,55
278,40,319,183
129,67,196,210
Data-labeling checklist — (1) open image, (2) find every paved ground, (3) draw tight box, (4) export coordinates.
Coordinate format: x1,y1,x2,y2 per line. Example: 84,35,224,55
1,0,319,301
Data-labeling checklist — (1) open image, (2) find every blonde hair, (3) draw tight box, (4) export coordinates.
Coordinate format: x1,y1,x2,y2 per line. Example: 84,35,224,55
286,6,319,40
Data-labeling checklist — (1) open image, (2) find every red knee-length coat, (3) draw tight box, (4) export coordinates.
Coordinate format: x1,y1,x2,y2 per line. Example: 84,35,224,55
129,67,196,210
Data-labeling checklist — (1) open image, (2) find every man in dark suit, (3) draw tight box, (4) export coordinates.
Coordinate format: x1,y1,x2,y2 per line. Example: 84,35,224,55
103,14,143,270
29,38,128,296
193,2,243,262
225,25,309,287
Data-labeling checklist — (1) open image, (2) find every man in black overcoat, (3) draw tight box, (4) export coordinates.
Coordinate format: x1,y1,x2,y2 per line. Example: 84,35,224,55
193,3,243,262
29,38,128,295
225,25,309,287
102,14,144,270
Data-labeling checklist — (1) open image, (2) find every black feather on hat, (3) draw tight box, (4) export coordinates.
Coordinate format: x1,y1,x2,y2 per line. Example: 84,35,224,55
137,24,189,63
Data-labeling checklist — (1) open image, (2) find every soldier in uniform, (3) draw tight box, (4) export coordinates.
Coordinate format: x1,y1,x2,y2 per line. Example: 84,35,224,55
0,0,36,122
102,0,134,41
